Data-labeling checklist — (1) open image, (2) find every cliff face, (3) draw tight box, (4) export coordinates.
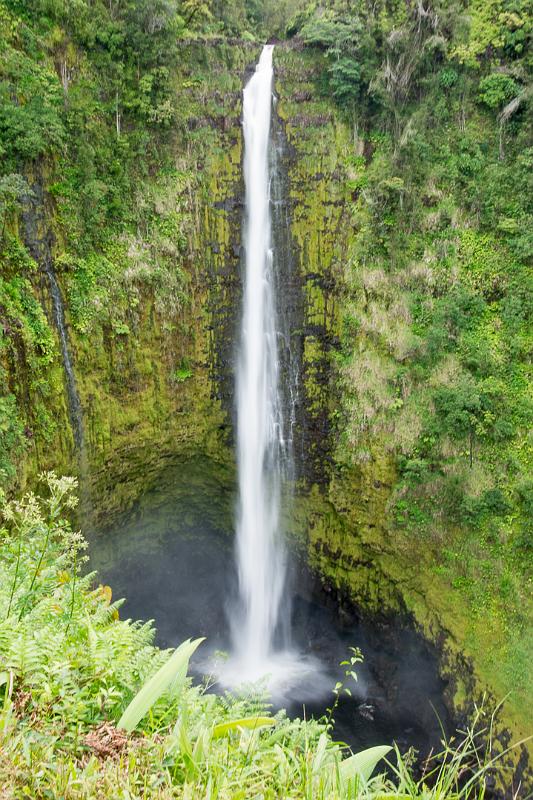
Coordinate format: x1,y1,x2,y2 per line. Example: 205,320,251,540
273,47,531,789
7,42,345,521
273,48,349,485
2,37,530,790
6,44,257,519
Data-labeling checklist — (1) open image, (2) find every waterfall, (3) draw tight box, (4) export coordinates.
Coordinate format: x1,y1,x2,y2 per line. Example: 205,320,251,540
218,45,323,696
22,184,85,459
21,180,94,538
231,43,286,678
45,262,85,454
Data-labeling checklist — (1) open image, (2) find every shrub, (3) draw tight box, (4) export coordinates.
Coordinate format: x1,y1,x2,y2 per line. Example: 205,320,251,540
478,73,519,110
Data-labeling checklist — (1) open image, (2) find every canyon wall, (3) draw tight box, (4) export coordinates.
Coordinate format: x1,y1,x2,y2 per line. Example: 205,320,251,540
2,40,529,791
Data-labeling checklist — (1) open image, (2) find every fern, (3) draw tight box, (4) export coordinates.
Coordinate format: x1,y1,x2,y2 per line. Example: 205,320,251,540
6,631,42,678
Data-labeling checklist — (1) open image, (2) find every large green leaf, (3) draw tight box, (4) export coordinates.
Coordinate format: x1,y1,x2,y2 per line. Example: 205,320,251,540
212,716,276,738
339,744,392,784
118,637,204,732
312,732,329,775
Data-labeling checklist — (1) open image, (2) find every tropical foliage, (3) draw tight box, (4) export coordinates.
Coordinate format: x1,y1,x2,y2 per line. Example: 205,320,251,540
288,0,532,715
0,0,531,791
0,476,500,798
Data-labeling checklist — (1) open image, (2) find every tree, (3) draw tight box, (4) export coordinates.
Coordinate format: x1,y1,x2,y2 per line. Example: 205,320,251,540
182,0,213,29
478,73,520,110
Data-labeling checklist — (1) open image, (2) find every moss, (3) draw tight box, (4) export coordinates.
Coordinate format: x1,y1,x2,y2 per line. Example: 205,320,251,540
273,44,531,785
290,457,531,785
2,42,257,511
273,46,350,483
3,34,530,786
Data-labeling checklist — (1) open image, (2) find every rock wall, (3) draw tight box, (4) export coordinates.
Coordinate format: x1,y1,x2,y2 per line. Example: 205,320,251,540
273,45,531,792
5,39,529,791
274,46,350,485
11,43,261,523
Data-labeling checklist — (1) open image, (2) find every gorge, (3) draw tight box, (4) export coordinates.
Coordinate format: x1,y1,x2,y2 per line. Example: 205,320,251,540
0,2,531,798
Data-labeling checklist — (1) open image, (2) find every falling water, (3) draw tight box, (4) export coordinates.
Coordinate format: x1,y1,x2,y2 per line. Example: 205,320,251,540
22,184,85,458
21,182,93,532
45,262,85,454
218,45,324,695
231,43,287,679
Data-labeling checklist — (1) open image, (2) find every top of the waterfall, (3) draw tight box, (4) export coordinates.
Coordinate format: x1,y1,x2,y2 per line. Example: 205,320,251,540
256,44,274,71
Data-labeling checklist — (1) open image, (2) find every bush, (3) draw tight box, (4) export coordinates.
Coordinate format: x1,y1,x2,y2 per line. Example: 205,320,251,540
478,73,519,110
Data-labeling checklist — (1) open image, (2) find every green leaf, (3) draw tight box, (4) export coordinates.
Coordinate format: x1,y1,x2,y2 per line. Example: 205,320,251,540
339,745,392,784
212,716,276,738
312,732,329,774
118,637,204,732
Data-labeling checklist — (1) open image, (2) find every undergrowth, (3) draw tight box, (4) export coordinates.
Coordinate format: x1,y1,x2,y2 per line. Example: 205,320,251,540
0,474,520,798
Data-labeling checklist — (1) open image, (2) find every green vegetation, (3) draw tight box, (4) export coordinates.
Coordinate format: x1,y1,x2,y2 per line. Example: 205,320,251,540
0,0,532,790
284,0,532,751
0,0,256,487
0,476,503,798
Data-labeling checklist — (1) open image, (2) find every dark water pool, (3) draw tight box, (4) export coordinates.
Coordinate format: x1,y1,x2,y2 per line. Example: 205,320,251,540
88,457,451,758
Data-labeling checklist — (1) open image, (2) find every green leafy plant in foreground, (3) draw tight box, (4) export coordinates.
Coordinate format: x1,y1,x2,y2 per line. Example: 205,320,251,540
118,637,204,733
0,475,520,798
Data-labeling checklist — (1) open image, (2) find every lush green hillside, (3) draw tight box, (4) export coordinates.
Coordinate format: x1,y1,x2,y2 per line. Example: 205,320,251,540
0,0,532,794
0,0,193,484
0,0,262,500
280,0,532,760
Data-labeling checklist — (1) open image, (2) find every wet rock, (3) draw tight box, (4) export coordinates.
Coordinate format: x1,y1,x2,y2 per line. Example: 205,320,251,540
357,702,375,721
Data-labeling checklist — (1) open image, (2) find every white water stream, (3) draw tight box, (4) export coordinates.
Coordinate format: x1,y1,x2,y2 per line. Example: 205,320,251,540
219,45,322,695
232,43,286,677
